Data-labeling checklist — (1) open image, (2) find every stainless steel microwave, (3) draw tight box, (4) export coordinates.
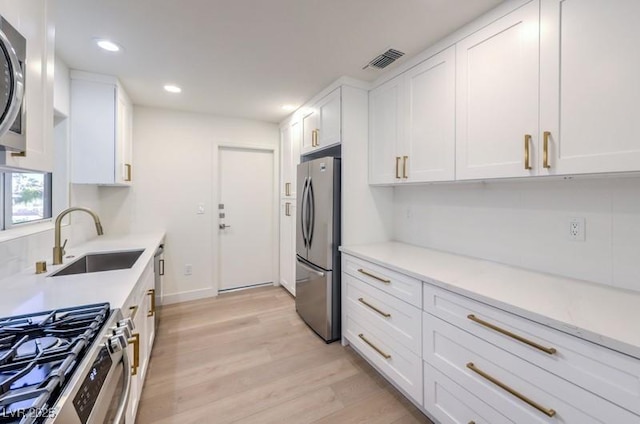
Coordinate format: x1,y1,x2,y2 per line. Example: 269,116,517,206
0,15,25,152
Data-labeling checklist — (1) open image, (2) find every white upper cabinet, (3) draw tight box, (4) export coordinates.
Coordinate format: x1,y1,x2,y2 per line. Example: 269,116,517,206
455,1,539,180
301,87,341,154
539,0,640,175
369,46,455,185
70,71,133,185
280,118,300,198
404,46,455,182
369,75,403,185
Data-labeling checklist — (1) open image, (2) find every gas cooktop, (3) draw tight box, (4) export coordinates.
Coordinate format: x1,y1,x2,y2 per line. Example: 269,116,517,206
0,304,110,424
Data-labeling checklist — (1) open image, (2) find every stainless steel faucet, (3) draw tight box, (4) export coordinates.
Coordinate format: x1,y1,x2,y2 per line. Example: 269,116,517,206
53,207,104,265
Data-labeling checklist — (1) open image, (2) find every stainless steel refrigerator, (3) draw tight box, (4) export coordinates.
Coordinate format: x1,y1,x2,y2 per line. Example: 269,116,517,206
296,156,341,342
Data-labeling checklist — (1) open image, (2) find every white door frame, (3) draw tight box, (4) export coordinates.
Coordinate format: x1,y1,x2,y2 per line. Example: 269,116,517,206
212,143,279,295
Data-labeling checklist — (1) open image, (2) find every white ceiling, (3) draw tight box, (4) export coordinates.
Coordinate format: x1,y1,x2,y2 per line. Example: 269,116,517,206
53,0,503,123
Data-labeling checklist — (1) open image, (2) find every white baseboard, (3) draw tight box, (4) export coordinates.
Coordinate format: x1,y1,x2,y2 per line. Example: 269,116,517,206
161,287,218,305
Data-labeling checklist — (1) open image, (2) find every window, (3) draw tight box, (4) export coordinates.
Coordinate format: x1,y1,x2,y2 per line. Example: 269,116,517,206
1,171,52,230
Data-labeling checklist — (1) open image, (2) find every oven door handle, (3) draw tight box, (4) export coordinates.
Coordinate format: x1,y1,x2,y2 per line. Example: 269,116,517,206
113,347,133,424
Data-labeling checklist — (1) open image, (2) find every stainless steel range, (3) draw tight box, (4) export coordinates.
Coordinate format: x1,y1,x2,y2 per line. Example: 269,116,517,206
0,303,134,424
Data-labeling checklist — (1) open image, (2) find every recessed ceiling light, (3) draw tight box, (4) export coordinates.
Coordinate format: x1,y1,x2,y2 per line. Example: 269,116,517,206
163,84,182,93
95,39,121,52
282,104,298,111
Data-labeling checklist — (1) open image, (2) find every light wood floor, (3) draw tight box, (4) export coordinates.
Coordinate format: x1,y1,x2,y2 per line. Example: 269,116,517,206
137,286,433,424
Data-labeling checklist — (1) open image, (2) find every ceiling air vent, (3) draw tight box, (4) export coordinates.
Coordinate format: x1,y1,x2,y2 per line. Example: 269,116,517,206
363,48,405,70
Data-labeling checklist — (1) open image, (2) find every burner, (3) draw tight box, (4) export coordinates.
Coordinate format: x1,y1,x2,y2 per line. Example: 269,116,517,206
15,337,65,359
0,303,111,424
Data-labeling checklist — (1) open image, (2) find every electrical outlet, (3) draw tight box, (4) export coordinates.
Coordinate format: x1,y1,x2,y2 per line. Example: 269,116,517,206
184,264,193,275
568,217,585,241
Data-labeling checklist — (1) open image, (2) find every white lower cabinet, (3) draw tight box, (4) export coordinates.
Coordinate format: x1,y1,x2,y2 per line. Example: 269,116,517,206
342,253,640,424
124,258,156,424
342,255,422,405
424,363,512,424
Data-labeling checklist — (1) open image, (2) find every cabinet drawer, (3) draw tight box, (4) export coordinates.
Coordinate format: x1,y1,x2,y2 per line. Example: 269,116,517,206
343,255,421,307
424,363,512,424
345,273,421,354
423,283,640,415
345,313,422,404
424,313,640,423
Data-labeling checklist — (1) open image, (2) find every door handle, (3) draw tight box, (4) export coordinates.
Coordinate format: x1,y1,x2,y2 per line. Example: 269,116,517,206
524,134,532,170
300,178,309,247
543,131,551,169
307,179,315,247
296,257,325,277
219,224,231,229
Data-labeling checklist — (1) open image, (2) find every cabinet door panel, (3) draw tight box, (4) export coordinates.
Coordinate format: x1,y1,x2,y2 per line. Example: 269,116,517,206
318,88,341,148
456,1,539,180
369,75,403,185
279,200,295,296
280,124,293,197
301,109,318,153
540,0,640,174
405,46,456,182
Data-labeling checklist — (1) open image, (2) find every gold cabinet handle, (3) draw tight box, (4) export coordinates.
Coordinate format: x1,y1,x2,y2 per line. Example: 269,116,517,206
125,163,132,181
543,131,551,169
467,314,556,355
128,333,140,375
11,151,26,157
358,297,391,318
129,305,139,320
285,202,291,217
358,333,391,359
468,422,476,424
147,289,156,317
285,182,291,196
467,362,556,417
357,268,390,284
395,157,401,179
524,135,532,170
311,129,320,147
402,156,408,179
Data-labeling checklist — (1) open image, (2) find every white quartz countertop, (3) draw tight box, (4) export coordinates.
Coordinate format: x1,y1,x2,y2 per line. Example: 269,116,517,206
0,232,165,317
340,242,640,360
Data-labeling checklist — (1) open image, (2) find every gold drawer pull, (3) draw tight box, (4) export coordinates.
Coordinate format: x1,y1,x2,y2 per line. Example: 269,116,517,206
147,289,156,317
467,314,556,355
357,268,390,284
358,298,391,318
543,131,551,169
128,333,140,375
358,333,391,359
524,134,532,170
125,163,132,182
467,362,556,417
469,422,476,424
395,156,401,179
285,182,291,196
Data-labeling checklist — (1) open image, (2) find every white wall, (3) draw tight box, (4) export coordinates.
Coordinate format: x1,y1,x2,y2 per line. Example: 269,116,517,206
103,106,279,303
393,176,640,292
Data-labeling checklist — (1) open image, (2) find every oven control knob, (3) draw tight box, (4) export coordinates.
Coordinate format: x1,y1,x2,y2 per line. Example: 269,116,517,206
118,317,135,332
108,334,128,353
114,326,131,340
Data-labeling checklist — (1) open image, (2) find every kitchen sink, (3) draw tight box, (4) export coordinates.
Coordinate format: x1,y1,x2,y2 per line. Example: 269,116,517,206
51,249,145,277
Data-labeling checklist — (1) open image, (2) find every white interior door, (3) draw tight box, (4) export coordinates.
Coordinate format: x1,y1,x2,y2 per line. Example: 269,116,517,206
219,147,275,291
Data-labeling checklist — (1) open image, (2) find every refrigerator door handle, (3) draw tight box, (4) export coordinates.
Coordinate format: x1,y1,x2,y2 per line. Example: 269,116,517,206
307,178,315,247
296,256,325,277
300,177,309,247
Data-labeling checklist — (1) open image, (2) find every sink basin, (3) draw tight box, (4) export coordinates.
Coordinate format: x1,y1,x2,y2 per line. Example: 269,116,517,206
51,249,145,277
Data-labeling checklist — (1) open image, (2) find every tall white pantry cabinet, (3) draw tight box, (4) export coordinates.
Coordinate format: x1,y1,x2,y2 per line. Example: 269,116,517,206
279,118,300,296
